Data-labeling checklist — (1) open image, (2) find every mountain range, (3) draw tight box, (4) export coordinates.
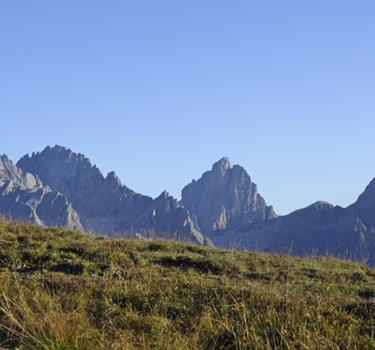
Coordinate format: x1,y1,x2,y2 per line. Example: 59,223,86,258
2,145,375,265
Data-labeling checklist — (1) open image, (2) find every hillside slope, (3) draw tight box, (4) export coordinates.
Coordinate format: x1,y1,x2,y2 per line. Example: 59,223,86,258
0,220,374,349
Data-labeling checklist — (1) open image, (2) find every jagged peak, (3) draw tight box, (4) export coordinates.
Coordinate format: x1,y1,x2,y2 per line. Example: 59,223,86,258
212,157,232,172
46,144,71,153
0,154,12,167
20,145,89,163
354,177,375,208
47,145,89,162
32,145,73,157
106,171,122,186
156,191,171,200
0,154,22,175
17,145,103,179
0,154,42,190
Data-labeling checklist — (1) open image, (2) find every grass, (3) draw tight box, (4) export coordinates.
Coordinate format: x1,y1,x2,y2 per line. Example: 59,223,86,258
0,220,374,349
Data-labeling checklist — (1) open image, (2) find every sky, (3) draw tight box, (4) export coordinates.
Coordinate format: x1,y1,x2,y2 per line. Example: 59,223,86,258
1,1,375,215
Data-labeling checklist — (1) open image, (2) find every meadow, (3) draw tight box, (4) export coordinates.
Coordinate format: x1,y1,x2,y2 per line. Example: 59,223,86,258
0,220,374,349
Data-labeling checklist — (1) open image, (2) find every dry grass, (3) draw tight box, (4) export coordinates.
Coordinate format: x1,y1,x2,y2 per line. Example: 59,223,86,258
0,220,375,349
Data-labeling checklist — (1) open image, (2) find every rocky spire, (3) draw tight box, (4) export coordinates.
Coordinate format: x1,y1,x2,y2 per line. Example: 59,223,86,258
181,157,276,234
212,157,232,175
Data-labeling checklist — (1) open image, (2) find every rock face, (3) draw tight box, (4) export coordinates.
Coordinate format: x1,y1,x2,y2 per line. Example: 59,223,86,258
181,157,276,235
17,146,206,244
0,155,82,230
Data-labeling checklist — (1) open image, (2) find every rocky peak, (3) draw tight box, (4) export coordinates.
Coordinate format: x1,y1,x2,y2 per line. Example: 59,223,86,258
0,154,10,163
0,154,41,190
17,145,115,198
354,178,375,210
156,191,171,201
181,158,276,234
346,178,375,229
106,171,122,187
212,157,231,175
0,154,16,183
1,154,17,176
18,145,99,179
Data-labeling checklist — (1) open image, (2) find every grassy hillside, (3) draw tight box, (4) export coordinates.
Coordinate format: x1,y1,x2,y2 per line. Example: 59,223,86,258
0,221,374,349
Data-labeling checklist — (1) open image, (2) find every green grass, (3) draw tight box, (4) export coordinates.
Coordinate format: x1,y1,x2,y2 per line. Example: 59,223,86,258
0,220,374,349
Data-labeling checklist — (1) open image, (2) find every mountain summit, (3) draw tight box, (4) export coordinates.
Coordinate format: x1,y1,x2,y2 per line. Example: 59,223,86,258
212,157,232,174
181,157,276,235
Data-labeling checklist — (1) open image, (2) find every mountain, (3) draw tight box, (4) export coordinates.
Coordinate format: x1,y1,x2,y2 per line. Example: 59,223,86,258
0,155,82,230
180,156,375,265
17,145,207,244
181,157,276,235
3,145,375,265
212,184,375,266
18,146,153,235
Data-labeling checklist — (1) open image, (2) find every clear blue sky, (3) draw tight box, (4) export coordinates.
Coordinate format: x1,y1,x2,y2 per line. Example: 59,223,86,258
1,1,375,214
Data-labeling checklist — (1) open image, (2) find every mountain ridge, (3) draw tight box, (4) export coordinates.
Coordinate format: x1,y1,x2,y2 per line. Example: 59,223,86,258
1,145,375,265
16,145,208,245
212,186,375,265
